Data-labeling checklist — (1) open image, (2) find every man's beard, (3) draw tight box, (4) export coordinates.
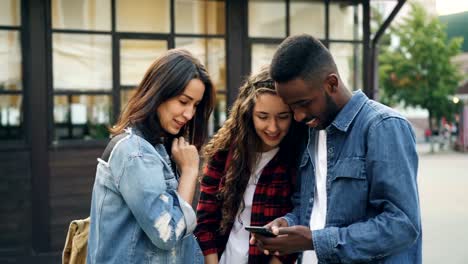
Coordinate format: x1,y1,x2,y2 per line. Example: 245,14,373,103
321,92,340,129
304,93,340,130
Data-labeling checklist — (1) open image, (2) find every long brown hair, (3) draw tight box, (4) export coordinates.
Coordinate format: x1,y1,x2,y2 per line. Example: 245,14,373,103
203,65,307,234
110,49,215,149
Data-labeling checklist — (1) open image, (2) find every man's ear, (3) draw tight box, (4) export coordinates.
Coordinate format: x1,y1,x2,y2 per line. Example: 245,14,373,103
324,74,339,93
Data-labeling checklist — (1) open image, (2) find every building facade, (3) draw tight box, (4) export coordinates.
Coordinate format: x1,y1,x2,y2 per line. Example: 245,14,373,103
0,0,405,261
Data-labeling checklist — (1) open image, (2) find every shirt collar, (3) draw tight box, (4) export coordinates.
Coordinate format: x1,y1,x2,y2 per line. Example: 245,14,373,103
330,90,368,132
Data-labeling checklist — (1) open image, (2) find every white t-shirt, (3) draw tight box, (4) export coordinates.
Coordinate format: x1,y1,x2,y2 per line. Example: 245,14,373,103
302,130,328,264
219,147,280,264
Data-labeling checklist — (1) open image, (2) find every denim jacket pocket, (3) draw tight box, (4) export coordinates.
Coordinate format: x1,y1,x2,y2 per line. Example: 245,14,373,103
327,158,368,225
331,157,366,181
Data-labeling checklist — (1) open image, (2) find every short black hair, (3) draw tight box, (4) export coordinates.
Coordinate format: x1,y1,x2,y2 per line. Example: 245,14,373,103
270,34,337,83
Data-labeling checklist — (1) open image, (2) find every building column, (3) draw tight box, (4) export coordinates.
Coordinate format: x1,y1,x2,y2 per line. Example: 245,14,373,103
226,0,248,108
25,0,51,252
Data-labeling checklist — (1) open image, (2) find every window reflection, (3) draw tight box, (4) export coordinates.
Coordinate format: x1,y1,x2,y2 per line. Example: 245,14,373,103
249,0,286,38
251,43,278,74
329,43,362,91
116,0,170,33
53,95,111,140
53,33,112,91
0,31,22,91
175,37,226,91
211,93,226,135
0,95,22,139
0,2,22,140
52,0,111,31
120,39,168,86
290,0,325,38
329,3,362,40
0,0,21,26
120,88,137,112
175,0,225,35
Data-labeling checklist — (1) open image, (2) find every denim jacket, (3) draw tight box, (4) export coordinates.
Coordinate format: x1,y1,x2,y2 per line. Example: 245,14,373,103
285,91,421,263
87,128,203,264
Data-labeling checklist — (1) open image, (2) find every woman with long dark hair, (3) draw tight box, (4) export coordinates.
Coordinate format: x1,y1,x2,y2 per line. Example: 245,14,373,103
87,49,215,264
195,66,307,264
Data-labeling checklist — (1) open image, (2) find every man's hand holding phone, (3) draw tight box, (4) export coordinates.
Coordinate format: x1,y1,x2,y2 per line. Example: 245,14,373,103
245,226,277,237
248,217,288,255
249,217,313,256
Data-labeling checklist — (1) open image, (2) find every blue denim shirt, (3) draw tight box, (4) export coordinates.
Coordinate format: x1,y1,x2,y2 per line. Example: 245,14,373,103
284,91,421,263
87,128,203,264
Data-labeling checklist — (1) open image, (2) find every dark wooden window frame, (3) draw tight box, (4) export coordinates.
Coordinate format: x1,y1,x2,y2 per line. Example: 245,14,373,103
45,0,227,148
244,0,365,92
0,4,28,149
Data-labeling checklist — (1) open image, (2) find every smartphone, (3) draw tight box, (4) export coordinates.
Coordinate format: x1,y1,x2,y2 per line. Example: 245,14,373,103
244,226,277,237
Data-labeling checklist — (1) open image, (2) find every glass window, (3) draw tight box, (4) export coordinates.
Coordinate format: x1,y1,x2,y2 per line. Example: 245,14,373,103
175,37,226,91
120,88,137,112
290,0,325,38
0,31,22,91
175,0,225,35
0,1,22,141
52,33,112,91
51,0,111,31
251,43,278,74
120,39,168,87
0,95,23,139
370,0,397,37
210,93,226,135
249,0,286,38
329,3,362,40
0,0,21,26
116,0,170,33
329,43,362,91
53,95,111,141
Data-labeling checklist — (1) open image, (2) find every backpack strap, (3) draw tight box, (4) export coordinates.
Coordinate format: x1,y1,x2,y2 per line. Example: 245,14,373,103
100,133,128,163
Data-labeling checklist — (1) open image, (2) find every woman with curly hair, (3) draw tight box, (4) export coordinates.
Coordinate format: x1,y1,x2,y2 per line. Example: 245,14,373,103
195,66,307,264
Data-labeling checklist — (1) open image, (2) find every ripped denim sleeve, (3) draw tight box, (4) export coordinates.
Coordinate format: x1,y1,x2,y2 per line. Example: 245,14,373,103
174,192,197,235
117,154,196,250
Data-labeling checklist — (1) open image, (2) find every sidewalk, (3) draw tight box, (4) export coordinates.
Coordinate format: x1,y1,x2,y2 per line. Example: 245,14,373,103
416,141,464,155
418,145,468,264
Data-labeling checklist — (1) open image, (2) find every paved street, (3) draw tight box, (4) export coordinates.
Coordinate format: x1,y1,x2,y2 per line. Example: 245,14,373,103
417,144,468,263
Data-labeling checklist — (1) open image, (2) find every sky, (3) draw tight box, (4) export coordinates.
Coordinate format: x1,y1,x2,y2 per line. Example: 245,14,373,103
436,0,468,15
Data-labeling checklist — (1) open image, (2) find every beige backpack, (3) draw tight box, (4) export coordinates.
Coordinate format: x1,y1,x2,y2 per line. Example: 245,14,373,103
62,217,90,264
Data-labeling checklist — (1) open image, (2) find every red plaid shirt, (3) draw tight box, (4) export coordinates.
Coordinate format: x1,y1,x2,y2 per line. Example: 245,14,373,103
195,148,297,264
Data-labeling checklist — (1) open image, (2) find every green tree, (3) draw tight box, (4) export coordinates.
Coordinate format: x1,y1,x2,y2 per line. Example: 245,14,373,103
379,3,463,132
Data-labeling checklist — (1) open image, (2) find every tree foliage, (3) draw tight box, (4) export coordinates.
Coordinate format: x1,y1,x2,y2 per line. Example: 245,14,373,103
379,3,463,127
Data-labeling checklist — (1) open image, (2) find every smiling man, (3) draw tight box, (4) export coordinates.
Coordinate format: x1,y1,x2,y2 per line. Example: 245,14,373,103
250,34,422,263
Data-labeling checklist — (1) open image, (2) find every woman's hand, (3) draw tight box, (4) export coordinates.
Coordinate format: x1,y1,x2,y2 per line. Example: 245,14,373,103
172,137,199,176
173,137,199,204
